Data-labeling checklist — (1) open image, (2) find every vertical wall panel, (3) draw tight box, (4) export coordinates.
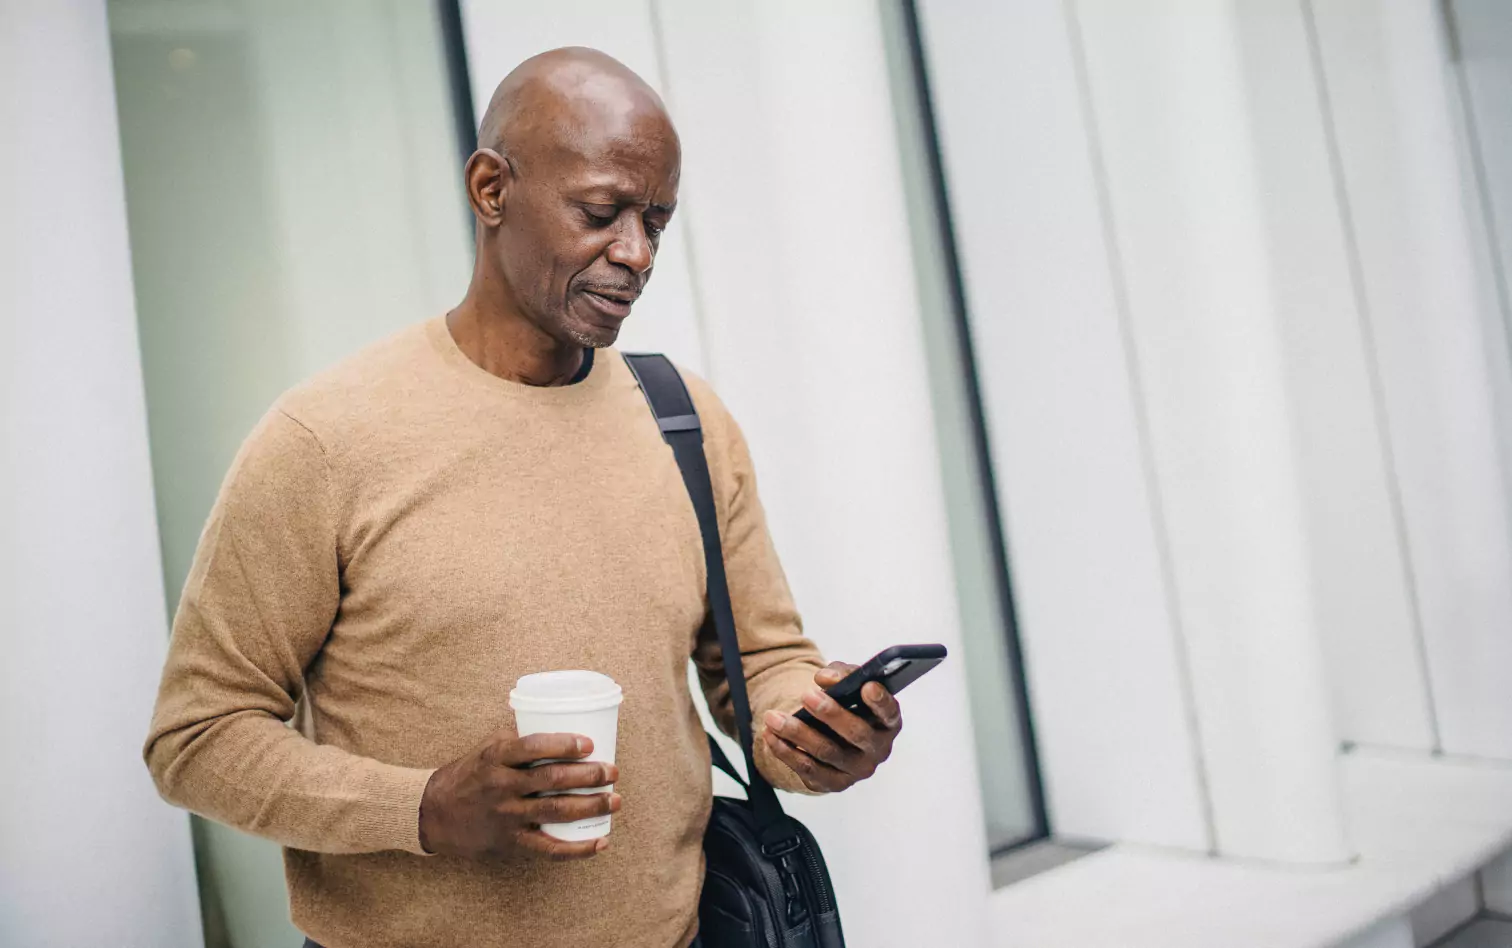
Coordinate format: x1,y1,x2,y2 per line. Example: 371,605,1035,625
0,2,203,945
1073,0,1353,862
879,0,1045,851
654,1,994,944
1312,0,1512,759
1292,0,1449,754
913,0,1212,851
1453,0,1512,316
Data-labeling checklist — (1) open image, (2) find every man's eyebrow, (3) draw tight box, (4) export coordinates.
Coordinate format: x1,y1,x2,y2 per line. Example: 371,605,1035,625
570,189,675,214
575,196,677,215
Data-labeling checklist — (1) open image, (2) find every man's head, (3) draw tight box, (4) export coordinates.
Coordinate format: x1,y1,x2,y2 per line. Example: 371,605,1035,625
465,48,680,349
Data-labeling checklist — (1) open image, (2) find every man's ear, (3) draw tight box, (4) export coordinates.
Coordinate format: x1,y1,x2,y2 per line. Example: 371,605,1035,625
464,148,510,227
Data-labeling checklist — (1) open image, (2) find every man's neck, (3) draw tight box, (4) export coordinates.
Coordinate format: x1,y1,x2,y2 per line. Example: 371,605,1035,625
445,299,585,387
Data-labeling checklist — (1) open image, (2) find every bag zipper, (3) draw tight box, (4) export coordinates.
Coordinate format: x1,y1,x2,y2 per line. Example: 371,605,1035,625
797,835,836,915
705,864,779,948
711,810,795,944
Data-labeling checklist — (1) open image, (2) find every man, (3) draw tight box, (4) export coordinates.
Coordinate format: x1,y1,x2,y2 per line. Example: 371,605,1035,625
146,48,903,948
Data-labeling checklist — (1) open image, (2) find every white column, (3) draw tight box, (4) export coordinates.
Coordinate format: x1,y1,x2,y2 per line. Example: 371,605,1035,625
1070,0,1361,863
656,1,993,944
918,0,1383,863
913,0,1213,852
1311,0,1512,761
0,2,203,946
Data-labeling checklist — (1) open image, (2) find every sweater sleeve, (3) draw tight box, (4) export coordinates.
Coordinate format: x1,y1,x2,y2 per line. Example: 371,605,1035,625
144,408,435,854
686,383,828,795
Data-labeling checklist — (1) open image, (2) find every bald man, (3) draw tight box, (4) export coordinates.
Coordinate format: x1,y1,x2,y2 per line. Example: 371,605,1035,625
144,48,902,948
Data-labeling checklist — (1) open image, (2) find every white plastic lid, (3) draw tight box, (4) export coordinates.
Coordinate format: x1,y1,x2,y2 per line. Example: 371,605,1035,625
509,670,623,714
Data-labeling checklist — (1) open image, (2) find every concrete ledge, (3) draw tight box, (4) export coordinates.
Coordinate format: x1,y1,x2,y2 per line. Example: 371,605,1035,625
1436,917,1512,947
988,749,1512,948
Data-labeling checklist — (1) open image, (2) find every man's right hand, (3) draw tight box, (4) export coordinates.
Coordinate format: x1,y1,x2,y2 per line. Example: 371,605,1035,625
417,731,620,861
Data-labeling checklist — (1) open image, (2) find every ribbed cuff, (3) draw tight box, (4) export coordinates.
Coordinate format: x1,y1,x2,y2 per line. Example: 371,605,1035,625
354,764,437,855
754,720,825,795
751,666,829,796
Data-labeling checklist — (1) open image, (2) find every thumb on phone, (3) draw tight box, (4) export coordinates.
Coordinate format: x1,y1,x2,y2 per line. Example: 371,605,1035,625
814,662,856,688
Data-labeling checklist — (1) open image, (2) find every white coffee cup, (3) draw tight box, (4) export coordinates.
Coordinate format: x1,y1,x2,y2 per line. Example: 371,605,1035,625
508,670,623,841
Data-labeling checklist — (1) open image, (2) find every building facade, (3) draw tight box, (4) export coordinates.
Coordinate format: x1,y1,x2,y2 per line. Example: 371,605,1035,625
5,2,1512,947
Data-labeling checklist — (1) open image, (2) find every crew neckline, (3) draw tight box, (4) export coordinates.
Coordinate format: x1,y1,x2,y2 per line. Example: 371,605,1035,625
425,316,614,404
568,347,595,385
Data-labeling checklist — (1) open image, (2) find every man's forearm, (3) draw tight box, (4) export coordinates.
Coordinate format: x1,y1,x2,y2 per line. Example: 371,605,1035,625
146,709,434,855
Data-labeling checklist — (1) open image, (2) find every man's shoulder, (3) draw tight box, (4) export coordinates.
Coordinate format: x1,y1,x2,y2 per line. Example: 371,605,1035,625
664,360,726,421
664,360,755,468
271,318,436,447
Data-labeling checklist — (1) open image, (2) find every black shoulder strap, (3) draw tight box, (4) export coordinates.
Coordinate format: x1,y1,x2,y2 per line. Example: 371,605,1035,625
622,352,795,846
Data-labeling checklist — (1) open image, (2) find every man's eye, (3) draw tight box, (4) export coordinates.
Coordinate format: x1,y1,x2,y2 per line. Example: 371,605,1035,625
645,219,665,239
582,206,616,226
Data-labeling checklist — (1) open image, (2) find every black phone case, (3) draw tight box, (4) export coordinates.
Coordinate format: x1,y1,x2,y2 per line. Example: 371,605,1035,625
789,644,946,743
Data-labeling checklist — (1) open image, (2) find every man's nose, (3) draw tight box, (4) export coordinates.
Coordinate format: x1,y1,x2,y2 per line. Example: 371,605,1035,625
606,219,654,275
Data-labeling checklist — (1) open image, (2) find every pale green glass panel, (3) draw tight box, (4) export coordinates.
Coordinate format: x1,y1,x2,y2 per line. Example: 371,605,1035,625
108,2,471,945
875,0,1044,852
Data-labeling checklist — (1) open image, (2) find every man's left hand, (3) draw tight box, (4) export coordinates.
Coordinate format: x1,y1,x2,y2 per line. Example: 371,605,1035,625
761,661,902,793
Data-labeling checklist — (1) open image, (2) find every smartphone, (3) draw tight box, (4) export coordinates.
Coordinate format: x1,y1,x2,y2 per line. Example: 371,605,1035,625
790,643,947,743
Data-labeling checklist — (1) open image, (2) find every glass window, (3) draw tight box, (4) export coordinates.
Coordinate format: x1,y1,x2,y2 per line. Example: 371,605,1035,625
878,1,1049,853
108,2,471,945
1450,0,1512,331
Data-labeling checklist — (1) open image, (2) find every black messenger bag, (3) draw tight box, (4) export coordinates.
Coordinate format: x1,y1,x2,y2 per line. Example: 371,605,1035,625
624,353,845,948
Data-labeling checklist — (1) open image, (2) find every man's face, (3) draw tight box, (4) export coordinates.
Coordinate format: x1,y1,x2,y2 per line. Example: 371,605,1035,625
493,114,680,349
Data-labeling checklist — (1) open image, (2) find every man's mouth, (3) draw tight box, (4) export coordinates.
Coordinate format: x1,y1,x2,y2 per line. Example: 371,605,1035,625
580,288,638,319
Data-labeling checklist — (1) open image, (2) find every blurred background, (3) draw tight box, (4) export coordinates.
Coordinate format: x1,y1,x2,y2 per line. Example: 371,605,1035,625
4,1,1512,946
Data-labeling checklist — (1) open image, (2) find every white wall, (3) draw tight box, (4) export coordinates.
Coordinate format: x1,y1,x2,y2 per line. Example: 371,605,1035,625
918,0,1512,869
912,0,1214,853
13,0,1507,942
918,0,1368,864
1073,0,1357,865
458,2,995,944
0,2,202,945
656,3,995,943
1309,0,1512,761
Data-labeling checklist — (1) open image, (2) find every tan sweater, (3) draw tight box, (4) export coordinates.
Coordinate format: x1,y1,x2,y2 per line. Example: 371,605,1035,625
144,317,825,948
